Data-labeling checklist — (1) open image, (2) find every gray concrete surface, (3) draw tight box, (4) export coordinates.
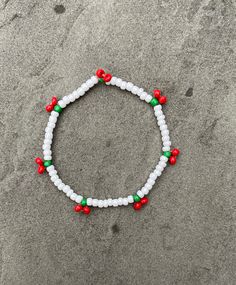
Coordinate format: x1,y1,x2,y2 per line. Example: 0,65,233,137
0,0,236,284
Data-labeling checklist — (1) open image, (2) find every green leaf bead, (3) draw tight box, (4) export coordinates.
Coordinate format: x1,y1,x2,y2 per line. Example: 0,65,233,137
150,98,159,107
133,194,141,202
54,105,62,113
81,198,87,206
163,151,171,158
44,160,52,167
99,78,104,83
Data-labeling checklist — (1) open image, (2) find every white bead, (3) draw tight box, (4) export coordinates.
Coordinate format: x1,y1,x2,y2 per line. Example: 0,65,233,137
160,156,168,162
156,165,164,172
45,133,53,140
86,79,93,88
98,200,104,208
110,76,117,85
118,198,123,206
45,127,53,133
66,189,73,197
75,195,83,204
115,78,122,87
49,170,57,177
127,195,134,203
77,88,85,97
43,144,50,150
160,125,168,131
43,150,52,156
62,96,70,104
161,130,169,136
58,183,65,190
140,91,147,100
158,120,165,126
54,179,62,187
154,169,162,176
51,111,59,117
162,146,170,151
73,90,79,99
103,200,108,208
145,95,152,103
44,155,52,161
58,100,66,108
137,190,144,198
137,88,144,96
62,185,71,194
92,199,98,207
47,122,55,129
108,198,113,206
154,105,162,111
70,193,77,201
51,175,59,182
159,161,167,168
91,76,98,84
158,114,165,120
142,187,149,195
87,198,92,206
126,82,133,91
68,93,76,102
164,141,171,147
81,83,89,91
112,199,118,207
47,165,54,172
49,116,57,124
122,198,128,206
162,136,170,142
149,173,157,180
147,178,155,186
120,81,127,90
131,86,139,95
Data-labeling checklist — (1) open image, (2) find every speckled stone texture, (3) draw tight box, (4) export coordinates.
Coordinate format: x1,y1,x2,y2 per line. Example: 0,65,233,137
0,0,236,284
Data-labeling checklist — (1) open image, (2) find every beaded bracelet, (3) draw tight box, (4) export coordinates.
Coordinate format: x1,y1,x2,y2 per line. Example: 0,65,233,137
35,69,180,215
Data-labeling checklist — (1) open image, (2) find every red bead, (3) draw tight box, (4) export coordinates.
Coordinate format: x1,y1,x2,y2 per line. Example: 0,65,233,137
133,202,142,210
46,104,53,112
35,157,43,165
38,165,45,174
141,197,149,205
103,73,112,82
169,156,177,165
96,69,105,78
158,96,167,105
171,148,180,157
153,89,161,99
74,204,83,212
83,206,91,215
51,96,58,106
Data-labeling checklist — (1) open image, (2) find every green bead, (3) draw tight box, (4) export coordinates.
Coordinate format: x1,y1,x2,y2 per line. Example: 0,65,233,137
99,78,104,83
54,105,62,113
81,198,87,206
163,151,171,158
150,98,159,107
133,194,141,202
44,160,52,167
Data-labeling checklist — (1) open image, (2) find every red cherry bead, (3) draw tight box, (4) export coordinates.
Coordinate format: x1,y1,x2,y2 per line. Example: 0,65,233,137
35,157,43,165
38,165,45,174
83,206,91,215
74,204,83,212
169,156,177,165
171,148,180,157
103,73,112,82
153,89,161,99
51,96,58,106
46,104,53,112
141,197,149,205
159,96,167,105
96,69,105,78
133,202,142,210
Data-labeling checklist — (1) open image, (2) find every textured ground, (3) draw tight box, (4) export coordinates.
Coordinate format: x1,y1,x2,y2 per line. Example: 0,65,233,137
0,0,236,284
